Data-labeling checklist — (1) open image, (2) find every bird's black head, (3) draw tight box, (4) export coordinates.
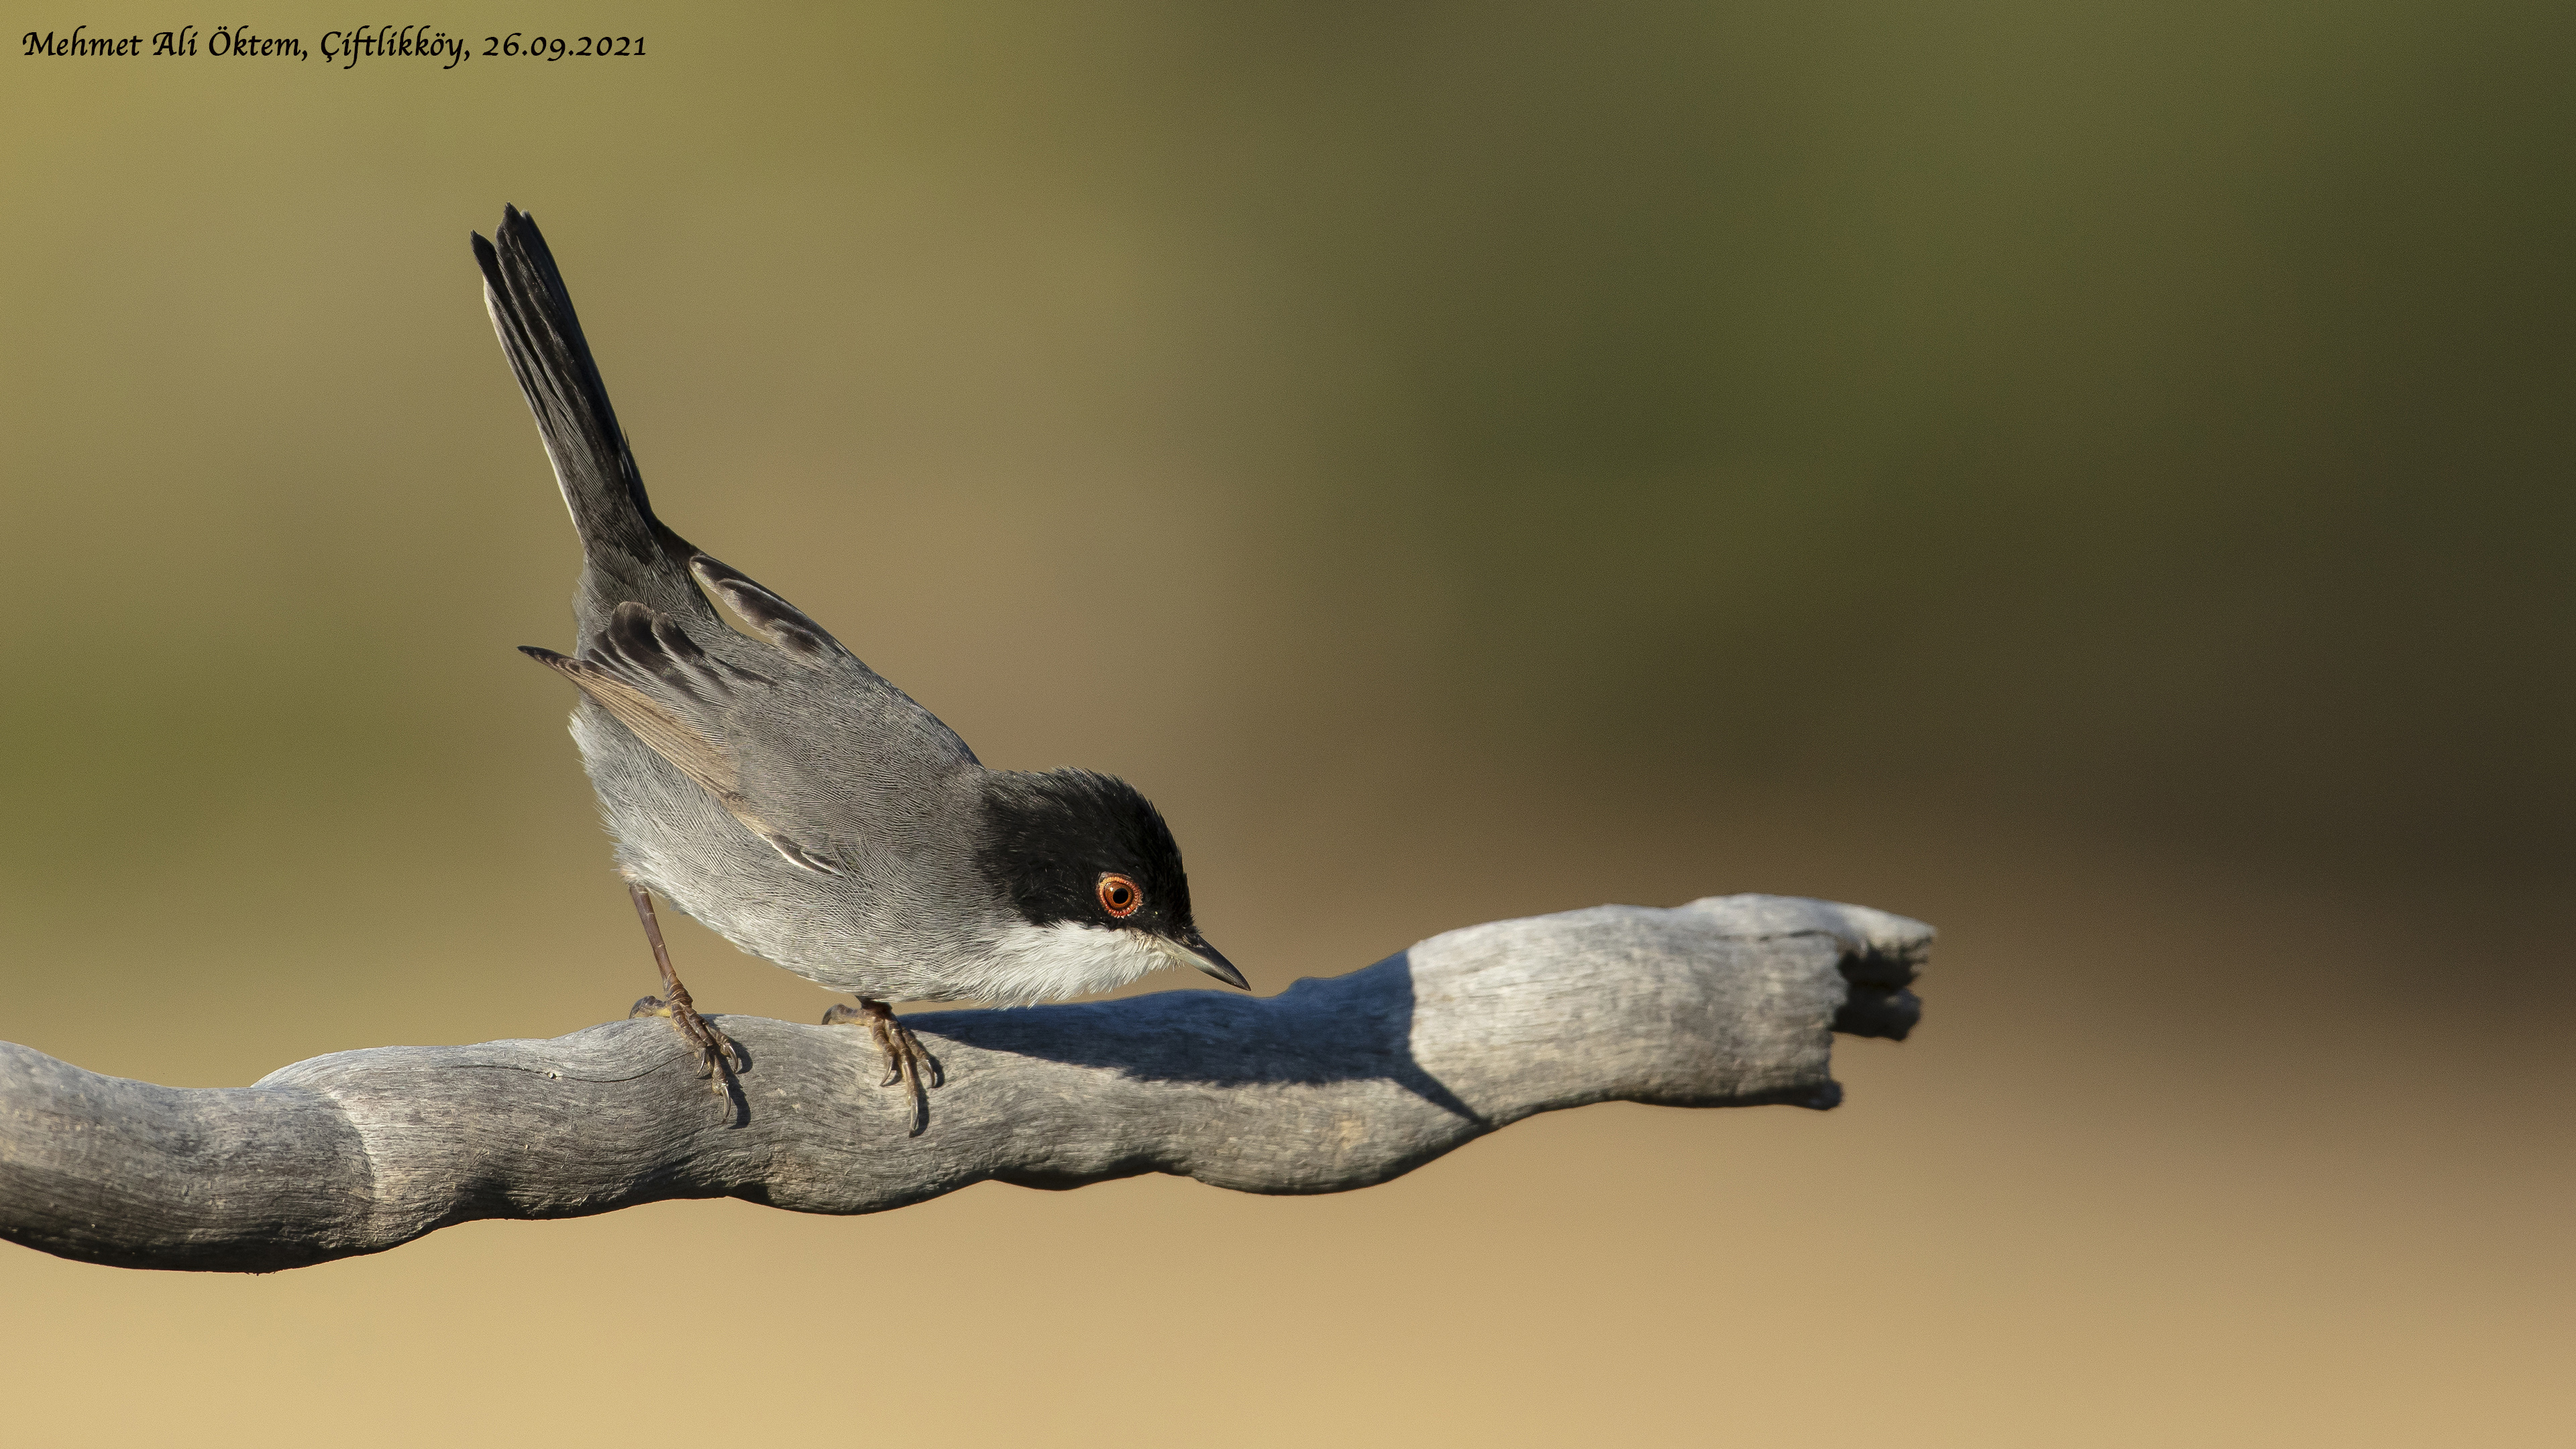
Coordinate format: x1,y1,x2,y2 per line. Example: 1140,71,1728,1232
975,768,1245,987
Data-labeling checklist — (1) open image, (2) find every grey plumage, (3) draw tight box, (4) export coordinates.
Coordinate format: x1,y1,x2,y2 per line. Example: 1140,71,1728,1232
472,206,1240,1017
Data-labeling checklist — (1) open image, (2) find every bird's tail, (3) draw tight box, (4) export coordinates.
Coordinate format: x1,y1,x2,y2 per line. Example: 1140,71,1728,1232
472,205,706,624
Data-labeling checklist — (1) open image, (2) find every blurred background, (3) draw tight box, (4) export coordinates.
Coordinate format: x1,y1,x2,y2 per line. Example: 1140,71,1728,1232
3,1,2569,1442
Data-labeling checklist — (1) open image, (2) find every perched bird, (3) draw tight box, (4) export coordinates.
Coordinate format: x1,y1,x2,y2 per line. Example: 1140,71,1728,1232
471,206,1244,1132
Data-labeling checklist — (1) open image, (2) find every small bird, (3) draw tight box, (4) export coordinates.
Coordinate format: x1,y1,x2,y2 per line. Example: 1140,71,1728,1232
471,206,1245,1132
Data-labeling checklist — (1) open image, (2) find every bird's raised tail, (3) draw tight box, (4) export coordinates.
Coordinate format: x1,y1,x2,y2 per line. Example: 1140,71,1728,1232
473,205,708,625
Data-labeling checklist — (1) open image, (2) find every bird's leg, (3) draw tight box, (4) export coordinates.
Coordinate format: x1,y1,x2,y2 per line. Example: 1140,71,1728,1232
623,881,743,1097
822,998,943,1136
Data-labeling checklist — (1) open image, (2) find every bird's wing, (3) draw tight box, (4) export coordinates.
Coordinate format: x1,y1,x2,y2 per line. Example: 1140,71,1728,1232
525,561,978,876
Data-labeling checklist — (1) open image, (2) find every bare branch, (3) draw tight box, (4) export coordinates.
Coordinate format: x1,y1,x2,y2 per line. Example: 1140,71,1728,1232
0,895,1926,1273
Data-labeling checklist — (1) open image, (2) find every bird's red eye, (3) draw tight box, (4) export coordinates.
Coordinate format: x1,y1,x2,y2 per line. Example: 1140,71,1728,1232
1097,873,1141,918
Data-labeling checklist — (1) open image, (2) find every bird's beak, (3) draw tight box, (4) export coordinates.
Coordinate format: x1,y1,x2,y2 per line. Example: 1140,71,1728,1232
1168,931,1250,990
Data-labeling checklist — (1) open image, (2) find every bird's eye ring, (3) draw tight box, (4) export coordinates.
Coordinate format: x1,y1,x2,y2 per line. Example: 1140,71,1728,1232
1097,873,1142,918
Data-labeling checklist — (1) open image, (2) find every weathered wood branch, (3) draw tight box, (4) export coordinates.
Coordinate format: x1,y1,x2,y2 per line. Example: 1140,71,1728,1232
0,895,1926,1273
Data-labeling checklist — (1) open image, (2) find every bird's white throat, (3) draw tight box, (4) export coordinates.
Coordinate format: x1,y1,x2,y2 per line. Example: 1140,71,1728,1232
967,922,1187,1007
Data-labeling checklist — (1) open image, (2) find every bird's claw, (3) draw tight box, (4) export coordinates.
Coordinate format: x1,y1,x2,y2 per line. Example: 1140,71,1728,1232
632,994,742,1099
823,999,942,1135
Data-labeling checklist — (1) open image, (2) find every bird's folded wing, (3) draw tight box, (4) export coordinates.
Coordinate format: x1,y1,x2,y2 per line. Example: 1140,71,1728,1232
525,582,977,877
681,550,981,784
524,601,853,877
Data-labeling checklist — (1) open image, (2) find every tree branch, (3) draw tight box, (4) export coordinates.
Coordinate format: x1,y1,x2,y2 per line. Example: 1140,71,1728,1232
0,894,1926,1273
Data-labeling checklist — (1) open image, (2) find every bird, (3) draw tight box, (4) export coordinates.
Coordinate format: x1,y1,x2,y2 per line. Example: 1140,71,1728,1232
470,205,1246,1133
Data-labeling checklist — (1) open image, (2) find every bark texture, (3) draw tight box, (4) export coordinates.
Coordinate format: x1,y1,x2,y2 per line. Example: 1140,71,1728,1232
0,894,1927,1273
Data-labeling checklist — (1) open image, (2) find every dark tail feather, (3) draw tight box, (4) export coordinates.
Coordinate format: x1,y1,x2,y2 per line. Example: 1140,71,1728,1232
473,206,706,622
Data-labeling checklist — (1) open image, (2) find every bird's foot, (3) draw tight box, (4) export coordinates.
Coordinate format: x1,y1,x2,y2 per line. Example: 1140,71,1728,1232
823,998,942,1135
631,994,744,1098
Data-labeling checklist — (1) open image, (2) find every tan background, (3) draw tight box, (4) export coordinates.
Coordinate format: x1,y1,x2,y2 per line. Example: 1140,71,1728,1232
3,3,2569,1443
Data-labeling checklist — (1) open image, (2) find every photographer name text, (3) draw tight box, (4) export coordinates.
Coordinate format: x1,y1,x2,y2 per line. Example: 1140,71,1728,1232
22,25,647,70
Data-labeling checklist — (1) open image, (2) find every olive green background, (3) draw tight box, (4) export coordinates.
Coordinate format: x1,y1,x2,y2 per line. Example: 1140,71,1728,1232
3,3,2569,1443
